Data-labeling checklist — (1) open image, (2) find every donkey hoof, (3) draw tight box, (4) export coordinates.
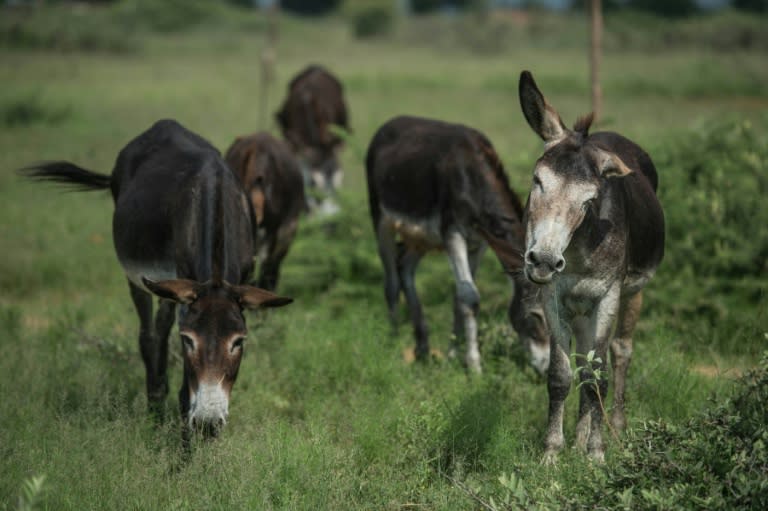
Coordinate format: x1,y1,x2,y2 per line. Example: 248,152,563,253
465,358,482,375
541,449,559,466
587,448,605,464
610,412,627,432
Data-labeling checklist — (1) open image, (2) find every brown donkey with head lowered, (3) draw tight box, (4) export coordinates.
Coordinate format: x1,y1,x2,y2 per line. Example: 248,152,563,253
22,119,293,439
366,115,548,374
509,71,665,462
225,132,306,292
276,64,350,214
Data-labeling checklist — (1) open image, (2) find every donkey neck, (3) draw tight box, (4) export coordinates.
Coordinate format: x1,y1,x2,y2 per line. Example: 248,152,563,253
562,182,628,282
176,162,254,284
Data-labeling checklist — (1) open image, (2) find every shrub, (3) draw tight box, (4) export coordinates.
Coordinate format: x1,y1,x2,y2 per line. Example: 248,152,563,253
346,0,394,39
1,92,71,127
113,0,231,33
648,116,768,354
0,4,138,53
591,349,768,510
660,117,768,279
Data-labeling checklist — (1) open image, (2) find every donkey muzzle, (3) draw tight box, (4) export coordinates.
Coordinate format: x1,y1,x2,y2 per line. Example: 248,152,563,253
525,249,565,284
188,382,229,438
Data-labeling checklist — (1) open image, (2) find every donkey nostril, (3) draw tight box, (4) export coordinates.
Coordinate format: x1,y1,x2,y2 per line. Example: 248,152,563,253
526,251,539,265
554,258,566,271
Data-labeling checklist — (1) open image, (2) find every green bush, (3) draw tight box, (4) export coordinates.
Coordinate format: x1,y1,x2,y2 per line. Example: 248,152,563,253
0,0,261,53
660,117,768,279
1,92,71,127
605,9,768,51
346,0,394,39
0,4,138,53
591,349,768,510
647,116,768,355
113,0,230,33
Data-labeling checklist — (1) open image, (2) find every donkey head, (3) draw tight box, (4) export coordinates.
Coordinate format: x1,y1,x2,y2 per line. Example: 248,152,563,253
143,277,292,437
300,144,342,196
519,71,633,284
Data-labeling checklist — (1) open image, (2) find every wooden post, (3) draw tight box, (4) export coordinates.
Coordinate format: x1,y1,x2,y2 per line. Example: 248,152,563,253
259,2,280,130
589,0,603,122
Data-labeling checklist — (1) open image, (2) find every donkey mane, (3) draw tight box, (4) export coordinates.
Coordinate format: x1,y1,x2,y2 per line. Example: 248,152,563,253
573,113,595,138
475,132,526,224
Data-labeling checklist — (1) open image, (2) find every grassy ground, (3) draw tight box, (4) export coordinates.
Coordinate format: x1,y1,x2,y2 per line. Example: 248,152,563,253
1,6,766,510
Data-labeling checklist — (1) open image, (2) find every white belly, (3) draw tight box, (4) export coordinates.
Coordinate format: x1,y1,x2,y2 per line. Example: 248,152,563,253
380,206,443,251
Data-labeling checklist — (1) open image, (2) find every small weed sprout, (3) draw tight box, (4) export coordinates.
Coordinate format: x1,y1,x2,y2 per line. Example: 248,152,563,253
17,475,46,511
573,350,620,442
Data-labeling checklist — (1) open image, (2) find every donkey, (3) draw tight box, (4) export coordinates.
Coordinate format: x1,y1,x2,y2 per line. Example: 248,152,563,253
512,71,665,462
276,64,350,215
225,132,307,292
22,119,293,438
365,115,548,374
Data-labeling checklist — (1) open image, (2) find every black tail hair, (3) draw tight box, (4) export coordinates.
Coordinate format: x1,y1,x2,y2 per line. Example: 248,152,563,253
19,161,111,191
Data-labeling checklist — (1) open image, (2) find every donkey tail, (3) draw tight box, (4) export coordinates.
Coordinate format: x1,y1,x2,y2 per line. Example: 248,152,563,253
20,161,111,191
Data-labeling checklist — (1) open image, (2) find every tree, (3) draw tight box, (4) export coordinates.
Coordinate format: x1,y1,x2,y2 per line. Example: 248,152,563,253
733,0,768,13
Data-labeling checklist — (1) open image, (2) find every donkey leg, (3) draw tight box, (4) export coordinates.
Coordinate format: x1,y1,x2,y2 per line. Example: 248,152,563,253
399,248,429,361
610,290,642,432
258,221,299,292
128,281,165,417
376,223,401,331
257,248,287,292
451,245,486,360
153,299,176,419
572,315,593,452
580,286,620,462
543,336,572,464
445,231,481,373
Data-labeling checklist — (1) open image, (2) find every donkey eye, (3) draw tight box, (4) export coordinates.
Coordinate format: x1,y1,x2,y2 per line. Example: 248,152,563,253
181,334,195,353
533,175,542,189
231,337,246,353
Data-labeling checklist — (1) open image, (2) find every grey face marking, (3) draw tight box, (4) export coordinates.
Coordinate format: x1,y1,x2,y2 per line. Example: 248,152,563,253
525,163,599,284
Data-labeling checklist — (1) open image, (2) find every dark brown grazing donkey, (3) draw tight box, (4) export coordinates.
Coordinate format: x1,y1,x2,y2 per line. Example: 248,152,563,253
225,132,307,292
366,115,548,374
508,71,665,462
22,119,293,439
276,64,349,214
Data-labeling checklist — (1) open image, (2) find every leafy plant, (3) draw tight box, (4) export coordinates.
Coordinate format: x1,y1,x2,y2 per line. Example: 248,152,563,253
17,475,46,511
587,349,768,510
648,115,768,355
1,92,71,127
344,0,394,39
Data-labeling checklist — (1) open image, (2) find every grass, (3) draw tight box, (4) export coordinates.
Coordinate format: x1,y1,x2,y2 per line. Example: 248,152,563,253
1,5,767,510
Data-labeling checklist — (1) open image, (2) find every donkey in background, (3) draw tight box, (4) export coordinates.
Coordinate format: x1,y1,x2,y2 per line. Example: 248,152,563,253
225,132,307,292
507,71,665,462
22,119,293,439
366,115,548,374
276,64,350,215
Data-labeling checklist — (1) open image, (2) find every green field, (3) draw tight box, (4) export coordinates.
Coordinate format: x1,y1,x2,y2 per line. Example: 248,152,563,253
1,5,767,510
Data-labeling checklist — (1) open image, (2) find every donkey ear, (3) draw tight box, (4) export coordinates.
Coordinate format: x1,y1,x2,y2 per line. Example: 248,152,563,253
142,277,199,304
593,148,633,178
233,285,293,310
519,71,567,144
